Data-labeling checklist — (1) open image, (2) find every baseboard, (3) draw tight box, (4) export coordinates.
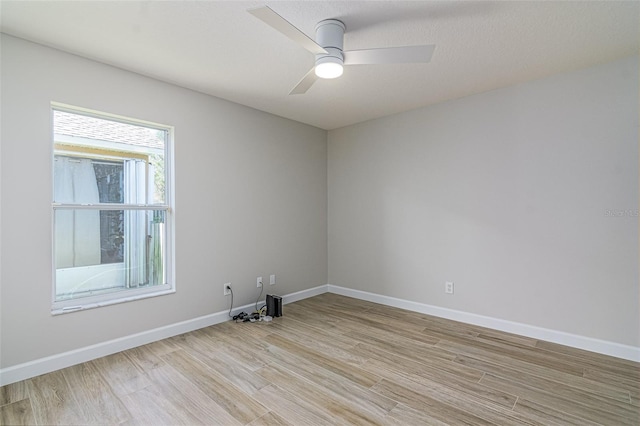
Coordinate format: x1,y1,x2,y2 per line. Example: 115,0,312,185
0,284,329,386
282,284,329,304
3,282,637,386
327,284,640,362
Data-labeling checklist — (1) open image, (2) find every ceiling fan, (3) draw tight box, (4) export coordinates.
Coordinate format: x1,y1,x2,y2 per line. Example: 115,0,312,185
248,6,436,95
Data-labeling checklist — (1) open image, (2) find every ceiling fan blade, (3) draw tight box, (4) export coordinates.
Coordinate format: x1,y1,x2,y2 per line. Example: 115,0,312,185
289,68,318,95
344,45,435,65
248,6,327,55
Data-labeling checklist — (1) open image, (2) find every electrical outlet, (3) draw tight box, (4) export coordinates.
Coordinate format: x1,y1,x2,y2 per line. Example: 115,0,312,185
445,281,454,294
223,282,232,296
269,274,276,285
257,276,263,288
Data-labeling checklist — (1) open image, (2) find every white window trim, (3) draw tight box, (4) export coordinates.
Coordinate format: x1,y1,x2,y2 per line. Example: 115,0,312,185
50,102,175,314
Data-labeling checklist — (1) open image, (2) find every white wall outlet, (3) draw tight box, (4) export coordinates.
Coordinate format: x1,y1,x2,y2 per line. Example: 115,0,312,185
269,274,276,285
223,282,232,296
257,276,263,288
445,281,454,294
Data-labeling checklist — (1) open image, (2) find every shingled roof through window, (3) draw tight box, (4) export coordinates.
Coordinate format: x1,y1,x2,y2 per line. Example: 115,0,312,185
54,110,164,150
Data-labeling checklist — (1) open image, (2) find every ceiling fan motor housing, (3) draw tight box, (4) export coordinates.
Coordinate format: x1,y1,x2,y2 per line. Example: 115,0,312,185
315,19,345,67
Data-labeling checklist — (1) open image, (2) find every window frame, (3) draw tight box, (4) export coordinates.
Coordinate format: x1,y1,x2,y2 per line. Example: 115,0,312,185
50,102,175,314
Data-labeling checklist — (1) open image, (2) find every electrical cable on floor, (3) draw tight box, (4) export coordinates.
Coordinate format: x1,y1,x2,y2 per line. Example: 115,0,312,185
227,281,272,323
255,283,263,312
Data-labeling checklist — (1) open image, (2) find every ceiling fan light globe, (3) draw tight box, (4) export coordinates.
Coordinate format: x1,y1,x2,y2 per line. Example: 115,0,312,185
315,62,343,79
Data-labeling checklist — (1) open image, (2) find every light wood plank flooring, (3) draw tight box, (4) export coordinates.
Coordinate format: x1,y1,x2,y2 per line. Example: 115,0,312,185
1,293,638,425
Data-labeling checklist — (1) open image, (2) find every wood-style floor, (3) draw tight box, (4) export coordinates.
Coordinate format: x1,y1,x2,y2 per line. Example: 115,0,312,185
1,293,639,425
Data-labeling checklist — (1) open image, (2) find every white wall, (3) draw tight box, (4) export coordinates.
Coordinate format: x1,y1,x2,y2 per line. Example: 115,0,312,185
0,35,327,368
1,32,637,373
328,56,639,347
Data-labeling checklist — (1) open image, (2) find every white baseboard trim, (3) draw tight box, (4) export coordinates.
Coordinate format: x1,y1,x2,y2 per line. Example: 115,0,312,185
3,282,637,386
327,284,640,362
282,284,328,305
0,285,329,386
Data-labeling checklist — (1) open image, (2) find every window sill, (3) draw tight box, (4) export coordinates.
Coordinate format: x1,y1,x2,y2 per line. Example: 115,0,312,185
51,288,175,315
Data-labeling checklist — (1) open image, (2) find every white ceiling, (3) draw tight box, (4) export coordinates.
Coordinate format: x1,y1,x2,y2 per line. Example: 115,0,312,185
1,1,638,130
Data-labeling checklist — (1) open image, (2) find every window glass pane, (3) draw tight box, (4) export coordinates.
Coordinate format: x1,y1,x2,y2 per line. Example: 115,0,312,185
54,209,166,301
52,107,171,309
53,110,166,204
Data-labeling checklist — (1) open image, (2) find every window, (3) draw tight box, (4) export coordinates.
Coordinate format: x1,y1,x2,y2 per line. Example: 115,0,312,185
51,104,174,313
